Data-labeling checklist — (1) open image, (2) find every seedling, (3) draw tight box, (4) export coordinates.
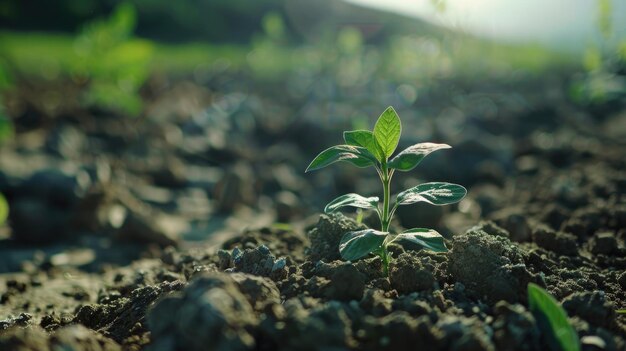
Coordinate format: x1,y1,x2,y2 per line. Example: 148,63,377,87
306,106,466,275
0,193,7,226
528,283,580,351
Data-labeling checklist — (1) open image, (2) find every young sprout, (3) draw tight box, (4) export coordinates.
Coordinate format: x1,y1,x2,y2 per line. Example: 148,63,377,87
306,106,466,275
528,283,580,351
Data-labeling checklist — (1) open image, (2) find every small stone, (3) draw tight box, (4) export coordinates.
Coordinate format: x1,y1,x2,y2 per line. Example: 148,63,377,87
581,335,607,349
272,258,286,272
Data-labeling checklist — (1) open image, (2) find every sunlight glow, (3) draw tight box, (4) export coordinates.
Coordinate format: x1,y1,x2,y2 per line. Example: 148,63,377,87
345,0,626,50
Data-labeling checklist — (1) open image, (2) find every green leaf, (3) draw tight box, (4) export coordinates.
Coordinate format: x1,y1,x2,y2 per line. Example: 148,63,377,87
344,130,384,162
0,114,14,142
339,229,387,261
373,106,401,160
528,283,581,351
0,193,8,226
388,143,451,171
396,182,466,206
306,145,377,172
392,228,447,252
616,309,626,314
324,193,379,213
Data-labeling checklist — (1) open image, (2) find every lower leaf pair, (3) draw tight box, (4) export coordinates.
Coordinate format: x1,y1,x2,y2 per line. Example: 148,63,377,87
339,228,446,262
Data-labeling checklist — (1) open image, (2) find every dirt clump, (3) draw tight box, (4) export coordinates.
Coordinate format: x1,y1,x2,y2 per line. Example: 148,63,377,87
229,244,288,280
589,231,620,256
75,280,183,345
306,213,366,262
221,227,308,263
0,324,121,351
389,252,439,294
147,273,259,351
260,299,356,351
357,312,435,350
532,225,578,256
434,315,495,351
305,260,367,301
449,224,536,303
491,301,540,351
563,291,617,329
230,273,281,310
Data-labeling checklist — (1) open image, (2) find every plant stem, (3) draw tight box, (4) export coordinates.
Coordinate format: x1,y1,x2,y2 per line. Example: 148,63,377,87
381,247,390,276
381,164,391,232
379,163,392,276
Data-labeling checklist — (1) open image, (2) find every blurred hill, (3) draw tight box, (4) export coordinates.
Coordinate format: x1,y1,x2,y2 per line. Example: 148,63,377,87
0,0,453,44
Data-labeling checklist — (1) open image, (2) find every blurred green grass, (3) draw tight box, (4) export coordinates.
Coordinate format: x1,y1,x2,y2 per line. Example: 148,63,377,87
0,31,248,77
1,29,575,81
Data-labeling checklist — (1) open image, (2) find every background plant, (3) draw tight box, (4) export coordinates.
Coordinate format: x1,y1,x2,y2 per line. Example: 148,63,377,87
306,106,466,275
570,0,626,105
0,193,8,227
72,2,153,116
0,59,14,141
528,283,581,351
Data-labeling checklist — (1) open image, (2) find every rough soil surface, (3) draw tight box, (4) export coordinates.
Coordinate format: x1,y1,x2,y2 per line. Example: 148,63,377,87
1,213,625,350
1,71,626,350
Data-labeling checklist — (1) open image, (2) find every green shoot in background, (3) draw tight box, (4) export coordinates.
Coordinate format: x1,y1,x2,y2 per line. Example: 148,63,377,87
0,61,14,141
306,106,466,275
73,2,152,116
0,193,8,226
528,283,580,351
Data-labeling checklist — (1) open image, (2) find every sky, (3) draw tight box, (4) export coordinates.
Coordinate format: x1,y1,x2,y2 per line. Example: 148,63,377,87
346,0,626,50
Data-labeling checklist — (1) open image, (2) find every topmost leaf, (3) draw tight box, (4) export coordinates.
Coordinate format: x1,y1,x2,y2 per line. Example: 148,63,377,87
373,106,401,160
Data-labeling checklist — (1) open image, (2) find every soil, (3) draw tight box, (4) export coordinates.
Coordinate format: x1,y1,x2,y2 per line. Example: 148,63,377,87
1,69,626,350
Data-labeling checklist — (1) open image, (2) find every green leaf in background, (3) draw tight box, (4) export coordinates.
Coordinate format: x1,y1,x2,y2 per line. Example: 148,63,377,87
0,113,14,142
373,106,401,160
388,143,451,171
617,309,626,314
0,193,8,226
324,193,379,213
344,130,384,162
306,145,377,172
392,228,447,252
339,229,387,261
396,182,466,206
528,283,581,351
